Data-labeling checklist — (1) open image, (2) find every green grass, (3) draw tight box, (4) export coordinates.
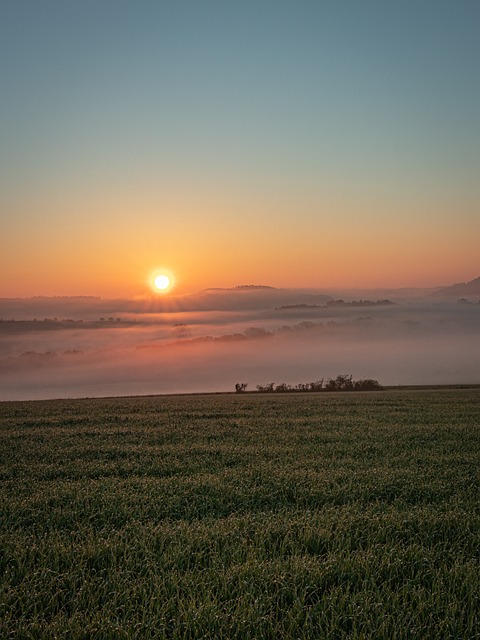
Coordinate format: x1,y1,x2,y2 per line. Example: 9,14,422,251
1,389,479,639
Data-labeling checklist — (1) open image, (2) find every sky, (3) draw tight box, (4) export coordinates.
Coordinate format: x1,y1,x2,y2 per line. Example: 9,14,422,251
1,0,480,298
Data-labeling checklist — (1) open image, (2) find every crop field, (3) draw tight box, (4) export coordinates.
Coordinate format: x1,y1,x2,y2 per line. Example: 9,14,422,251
1,389,479,639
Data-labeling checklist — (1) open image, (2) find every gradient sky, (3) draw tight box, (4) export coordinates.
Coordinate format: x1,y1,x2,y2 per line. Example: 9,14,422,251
2,1,479,297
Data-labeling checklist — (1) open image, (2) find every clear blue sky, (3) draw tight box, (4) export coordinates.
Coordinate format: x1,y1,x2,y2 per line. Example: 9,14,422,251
1,1,479,295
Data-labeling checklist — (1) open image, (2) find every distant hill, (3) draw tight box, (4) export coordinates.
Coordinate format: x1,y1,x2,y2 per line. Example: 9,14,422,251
432,276,480,298
205,285,276,291
277,299,395,310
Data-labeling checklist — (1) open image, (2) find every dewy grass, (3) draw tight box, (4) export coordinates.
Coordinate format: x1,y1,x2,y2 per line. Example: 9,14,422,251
1,389,479,638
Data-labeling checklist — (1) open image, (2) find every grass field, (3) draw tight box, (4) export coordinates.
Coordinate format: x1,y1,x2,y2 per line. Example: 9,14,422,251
1,389,479,639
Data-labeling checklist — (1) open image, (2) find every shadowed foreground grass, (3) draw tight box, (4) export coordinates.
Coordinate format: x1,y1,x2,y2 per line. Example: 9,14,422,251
1,389,479,639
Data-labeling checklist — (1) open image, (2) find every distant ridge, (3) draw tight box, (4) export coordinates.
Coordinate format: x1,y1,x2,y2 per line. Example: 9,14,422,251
432,276,480,297
31,295,101,300
205,285,276,291
0,295,101,301
277,299,395,310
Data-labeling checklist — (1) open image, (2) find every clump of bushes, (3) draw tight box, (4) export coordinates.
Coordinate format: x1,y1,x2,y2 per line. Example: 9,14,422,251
235,374,382,393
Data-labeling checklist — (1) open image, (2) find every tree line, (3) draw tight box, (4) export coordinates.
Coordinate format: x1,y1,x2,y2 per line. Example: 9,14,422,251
235,374,382,394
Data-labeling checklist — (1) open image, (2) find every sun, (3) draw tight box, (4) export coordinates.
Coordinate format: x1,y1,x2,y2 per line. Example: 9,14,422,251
153,274,171,292
149,268,175,294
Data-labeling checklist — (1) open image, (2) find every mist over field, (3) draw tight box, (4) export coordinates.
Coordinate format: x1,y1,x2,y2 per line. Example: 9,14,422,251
1,286,479,400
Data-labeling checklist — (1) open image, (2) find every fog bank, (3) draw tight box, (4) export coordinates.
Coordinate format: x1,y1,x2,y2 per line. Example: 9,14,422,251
1,289,479,400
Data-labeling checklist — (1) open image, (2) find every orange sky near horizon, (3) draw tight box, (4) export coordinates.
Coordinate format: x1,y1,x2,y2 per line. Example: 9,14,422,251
2,176,478,298
2,178,479,298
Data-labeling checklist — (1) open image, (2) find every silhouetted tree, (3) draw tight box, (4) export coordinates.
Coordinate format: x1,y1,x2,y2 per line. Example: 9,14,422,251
324,377,337,391
254,375,382,393
295,383,309,391
235,383,248,393
325,374,354,391
256,382,275,393
353,378,382,391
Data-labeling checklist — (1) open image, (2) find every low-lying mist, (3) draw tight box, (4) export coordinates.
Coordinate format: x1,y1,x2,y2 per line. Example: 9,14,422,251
1,288,479,400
